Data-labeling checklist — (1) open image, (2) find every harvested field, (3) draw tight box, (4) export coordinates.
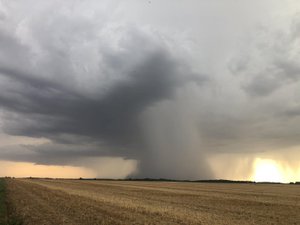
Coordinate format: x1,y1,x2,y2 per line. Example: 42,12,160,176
5,179,300,225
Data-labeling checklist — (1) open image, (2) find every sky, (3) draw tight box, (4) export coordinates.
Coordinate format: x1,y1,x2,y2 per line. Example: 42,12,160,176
0,0,300,182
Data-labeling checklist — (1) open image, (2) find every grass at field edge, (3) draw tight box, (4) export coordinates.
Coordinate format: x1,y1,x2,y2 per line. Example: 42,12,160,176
0,179,23,225
0,179,7,225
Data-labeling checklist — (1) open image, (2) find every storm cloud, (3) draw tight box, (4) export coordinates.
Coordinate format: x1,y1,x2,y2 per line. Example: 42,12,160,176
0,0,300,180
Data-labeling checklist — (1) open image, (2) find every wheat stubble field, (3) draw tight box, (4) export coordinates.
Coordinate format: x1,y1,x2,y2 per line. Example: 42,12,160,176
5,179,300,225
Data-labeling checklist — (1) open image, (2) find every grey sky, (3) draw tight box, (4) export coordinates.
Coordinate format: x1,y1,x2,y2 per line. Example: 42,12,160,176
0,0,300,179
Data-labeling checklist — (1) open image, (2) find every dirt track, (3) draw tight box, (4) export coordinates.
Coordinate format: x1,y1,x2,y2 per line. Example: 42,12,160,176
6,179,300,225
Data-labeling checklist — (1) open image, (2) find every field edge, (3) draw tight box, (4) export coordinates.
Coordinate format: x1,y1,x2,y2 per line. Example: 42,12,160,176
0,178,23,225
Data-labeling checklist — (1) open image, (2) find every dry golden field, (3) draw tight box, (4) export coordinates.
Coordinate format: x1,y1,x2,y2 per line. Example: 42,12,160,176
5,179,300,225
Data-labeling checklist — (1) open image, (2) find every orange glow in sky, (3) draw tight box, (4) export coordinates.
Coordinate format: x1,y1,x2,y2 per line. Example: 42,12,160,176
0,161,96,178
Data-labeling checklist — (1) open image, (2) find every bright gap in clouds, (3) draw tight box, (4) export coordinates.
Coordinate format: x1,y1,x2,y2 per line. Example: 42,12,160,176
253,159,284,183
252,158,300,183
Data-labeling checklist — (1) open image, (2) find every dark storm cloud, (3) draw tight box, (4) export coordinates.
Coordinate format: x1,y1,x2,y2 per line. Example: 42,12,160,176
1,0,300,180
0,142,105,165
0,9,208,178
0,0,215,179
0,49,195,152
0,32,210,179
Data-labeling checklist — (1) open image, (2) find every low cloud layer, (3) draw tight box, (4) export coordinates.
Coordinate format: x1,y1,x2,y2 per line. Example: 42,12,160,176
0,0,300,179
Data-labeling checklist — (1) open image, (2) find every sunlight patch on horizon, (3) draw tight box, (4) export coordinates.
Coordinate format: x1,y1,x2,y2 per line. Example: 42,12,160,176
252,158,284,183
208,153,300,183
252,158,300,183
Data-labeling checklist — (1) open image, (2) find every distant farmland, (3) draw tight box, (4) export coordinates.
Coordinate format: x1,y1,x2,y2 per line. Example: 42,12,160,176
4,179,300,225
